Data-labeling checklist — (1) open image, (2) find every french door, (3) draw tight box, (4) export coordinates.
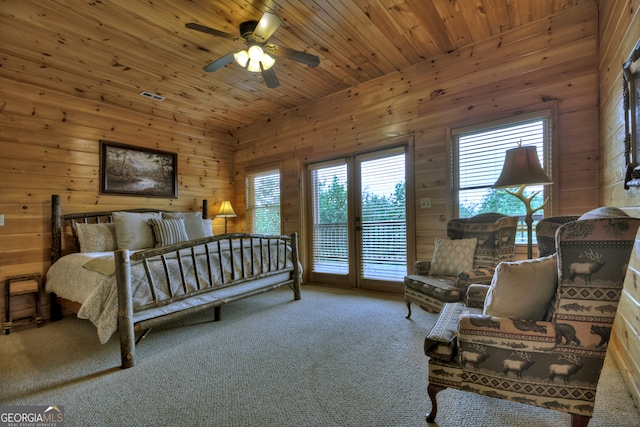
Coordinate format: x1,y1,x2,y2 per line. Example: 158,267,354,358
307,146,411,292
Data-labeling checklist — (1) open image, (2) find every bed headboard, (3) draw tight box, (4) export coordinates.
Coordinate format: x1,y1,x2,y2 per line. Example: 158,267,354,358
50,195,210,263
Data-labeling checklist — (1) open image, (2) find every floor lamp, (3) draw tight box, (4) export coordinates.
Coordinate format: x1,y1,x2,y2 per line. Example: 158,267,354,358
493,145,552,259
216,201,236,234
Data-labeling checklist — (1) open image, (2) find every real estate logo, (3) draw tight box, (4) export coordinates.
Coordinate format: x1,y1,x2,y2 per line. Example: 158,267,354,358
0,406,64,427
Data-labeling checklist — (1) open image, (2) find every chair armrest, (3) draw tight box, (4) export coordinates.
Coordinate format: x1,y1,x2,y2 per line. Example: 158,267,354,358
465,284,490,309
456,267,495,293
415,260,432,275
424,302,480,361
458,314,556,352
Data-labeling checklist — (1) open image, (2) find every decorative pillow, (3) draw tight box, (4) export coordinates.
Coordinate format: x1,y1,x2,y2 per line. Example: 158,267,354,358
163,212,214,239
75,223,117,253
578,206,630,220
429,238,477,276
201,219,213,237
112,211,162,250
148,218,189,247
483,253,558,320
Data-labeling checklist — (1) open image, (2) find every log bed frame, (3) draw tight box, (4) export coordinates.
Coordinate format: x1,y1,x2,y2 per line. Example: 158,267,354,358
49,194,301,368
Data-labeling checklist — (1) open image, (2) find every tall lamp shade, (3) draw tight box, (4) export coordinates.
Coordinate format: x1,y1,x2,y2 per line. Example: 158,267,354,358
493,145,552,259
216,201,237,234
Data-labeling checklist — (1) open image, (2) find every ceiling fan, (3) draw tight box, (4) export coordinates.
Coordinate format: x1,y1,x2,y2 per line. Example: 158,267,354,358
185,12,320,88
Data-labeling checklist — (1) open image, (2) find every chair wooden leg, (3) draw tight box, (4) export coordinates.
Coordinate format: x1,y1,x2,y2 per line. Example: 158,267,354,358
426,383,446,423
406,301,412,319
571,414,590,427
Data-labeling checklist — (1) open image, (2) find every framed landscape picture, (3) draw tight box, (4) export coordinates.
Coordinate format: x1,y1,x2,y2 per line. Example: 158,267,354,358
100,140,178,198
623,39,640,189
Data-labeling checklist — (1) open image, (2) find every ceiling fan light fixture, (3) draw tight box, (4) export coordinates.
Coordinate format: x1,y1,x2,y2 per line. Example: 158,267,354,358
186,11,319,87
248,45,264,62
246,59,262,73
233,50,249,67
234,48,274,72
260,53,275,70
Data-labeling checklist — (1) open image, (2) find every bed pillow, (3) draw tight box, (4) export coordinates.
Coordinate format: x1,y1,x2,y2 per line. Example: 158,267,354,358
148,218,189,247
163,211,213,239
112,211,162,250
483,253,558,320
75,223,117,253
201,219,213,237
429,238,477,276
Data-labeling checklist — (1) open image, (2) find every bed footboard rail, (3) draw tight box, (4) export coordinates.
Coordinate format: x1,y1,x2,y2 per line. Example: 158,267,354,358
116,232,301,368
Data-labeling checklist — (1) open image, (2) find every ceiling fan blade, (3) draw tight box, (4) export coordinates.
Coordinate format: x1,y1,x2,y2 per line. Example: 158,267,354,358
265,44,320,67
203,51,235,72
252,12,282,43
185,23,240,42
261,67,280,88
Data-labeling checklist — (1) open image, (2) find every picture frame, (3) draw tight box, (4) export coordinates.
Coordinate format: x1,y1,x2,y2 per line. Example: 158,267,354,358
100,140,178,198
623,39,640,189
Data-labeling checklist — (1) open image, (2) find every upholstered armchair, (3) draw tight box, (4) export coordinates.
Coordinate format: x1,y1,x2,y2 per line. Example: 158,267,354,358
463,214,580,311
423,214,640,427
535,215,580,257
404,213,518,316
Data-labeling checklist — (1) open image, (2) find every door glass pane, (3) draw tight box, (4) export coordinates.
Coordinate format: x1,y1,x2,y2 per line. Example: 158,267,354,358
310,162,349,274
359,152,407,280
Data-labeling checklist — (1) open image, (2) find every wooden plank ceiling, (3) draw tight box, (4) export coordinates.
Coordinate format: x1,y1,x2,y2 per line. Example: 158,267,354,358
0,0,587,134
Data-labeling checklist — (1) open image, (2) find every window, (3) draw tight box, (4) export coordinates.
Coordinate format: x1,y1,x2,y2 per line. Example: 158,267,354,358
245,169,280,234
309,161,349,274
358,150,407,280
453,113,551,244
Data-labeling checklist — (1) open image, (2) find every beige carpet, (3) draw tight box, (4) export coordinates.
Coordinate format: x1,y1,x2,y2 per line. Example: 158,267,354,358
0,285,638,427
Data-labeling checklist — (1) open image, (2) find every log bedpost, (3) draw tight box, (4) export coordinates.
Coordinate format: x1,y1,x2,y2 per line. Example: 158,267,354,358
50,195,63,321
291,232,301,300
115,249,136,368
202,199,209,219
51,194,62,263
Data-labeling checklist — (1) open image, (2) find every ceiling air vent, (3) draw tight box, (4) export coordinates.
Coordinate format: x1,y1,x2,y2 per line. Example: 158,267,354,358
140,91,165,101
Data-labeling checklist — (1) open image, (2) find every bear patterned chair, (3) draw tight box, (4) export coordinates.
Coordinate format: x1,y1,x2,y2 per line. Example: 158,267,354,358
463,214,581,311
423,212,640,427
404,213,518,316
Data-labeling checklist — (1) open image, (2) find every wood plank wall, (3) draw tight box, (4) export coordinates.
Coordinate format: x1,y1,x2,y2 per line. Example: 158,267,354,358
2,0,638,407
599,0,640,410
234,1,600,271
0,78,235,323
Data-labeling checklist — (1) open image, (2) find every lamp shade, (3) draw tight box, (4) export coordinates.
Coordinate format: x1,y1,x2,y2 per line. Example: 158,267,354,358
233,50,249,67
493,146,552,188
216,201,237,218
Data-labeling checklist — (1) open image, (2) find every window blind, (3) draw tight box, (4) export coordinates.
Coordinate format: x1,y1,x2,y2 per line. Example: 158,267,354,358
359,152,406,279
245,169,280,234
457,119,546,191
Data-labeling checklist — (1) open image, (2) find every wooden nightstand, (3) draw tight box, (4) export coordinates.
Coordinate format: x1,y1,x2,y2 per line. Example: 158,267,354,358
4,273,43,334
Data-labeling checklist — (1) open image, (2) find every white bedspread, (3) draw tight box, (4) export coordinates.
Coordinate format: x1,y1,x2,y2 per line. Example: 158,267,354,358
46,252,122,343
46,239,294,344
